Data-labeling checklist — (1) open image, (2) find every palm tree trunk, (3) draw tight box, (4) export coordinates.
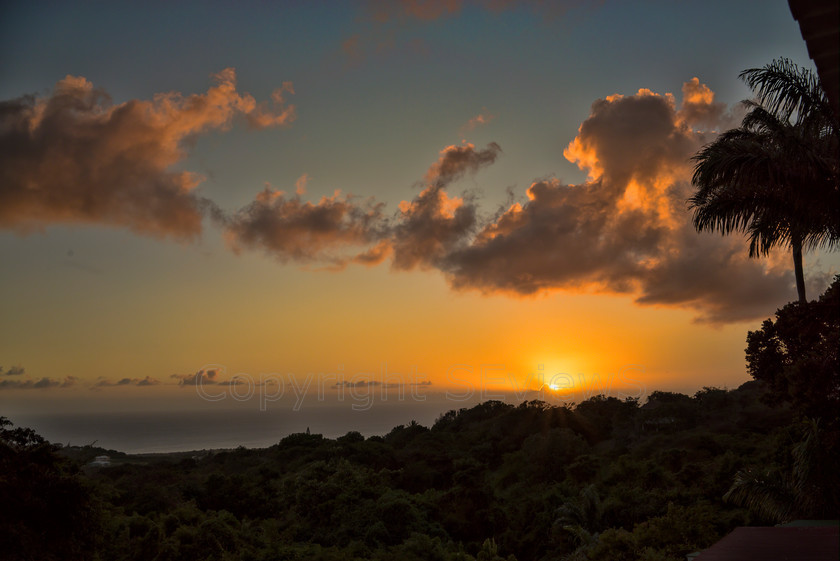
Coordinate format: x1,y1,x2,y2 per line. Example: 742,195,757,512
792,236,806,304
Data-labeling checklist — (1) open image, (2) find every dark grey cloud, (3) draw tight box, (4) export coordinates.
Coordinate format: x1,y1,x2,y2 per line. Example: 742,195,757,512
0,69,293,240
332,380,432,388
225,188,389,267
172,369,221,386
1,365,25,376
0,376,77,390
94,376,161,387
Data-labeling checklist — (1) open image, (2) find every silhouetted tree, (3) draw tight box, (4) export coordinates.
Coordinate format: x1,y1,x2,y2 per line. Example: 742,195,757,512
0,418,100,561
690,59,839,303
746,275,839,424
724,419,839,522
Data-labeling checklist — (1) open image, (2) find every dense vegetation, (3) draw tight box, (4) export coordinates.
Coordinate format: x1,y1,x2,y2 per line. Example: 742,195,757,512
0,381,834,561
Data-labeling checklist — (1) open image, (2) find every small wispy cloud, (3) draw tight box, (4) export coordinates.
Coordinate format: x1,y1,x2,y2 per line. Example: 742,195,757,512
332,379,432,388
0,365,25,376
460,110,495,137
94,376,161,388
0,376,77,390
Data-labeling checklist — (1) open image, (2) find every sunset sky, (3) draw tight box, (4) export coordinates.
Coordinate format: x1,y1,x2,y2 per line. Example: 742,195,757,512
1,0,836,435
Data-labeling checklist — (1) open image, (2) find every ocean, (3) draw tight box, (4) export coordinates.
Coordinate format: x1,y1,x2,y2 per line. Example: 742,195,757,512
8,399,467,454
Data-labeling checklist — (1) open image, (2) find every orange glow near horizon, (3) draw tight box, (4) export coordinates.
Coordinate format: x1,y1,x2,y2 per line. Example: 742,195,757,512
0,71,799,414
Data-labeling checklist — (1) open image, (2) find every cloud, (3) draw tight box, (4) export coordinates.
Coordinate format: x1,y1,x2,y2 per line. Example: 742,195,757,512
367,0,462,23
0,69,294,240
332,379,432,388
295,173,311,195
1,365,25,376
222,142,501,272
94,376,161,387
342,34,363,61
364,0,594,23
216,91,794,324
439,82,795,323
224,186,389,267
350,239,393,267
345,1,600,63
172,368,222,386
461,111,495,135
391,142,500,270
676,77,739,131
423,142,501,187
4,69,798,325
0,376,77,390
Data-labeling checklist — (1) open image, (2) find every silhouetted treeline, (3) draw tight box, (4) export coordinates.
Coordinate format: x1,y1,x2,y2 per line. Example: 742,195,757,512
4,377,838,561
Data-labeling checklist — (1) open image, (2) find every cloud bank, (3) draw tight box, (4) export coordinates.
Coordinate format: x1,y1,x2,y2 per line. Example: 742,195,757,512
226,82,792,323
0,376,78,390
437,84,793,323
1,71,800,325
0,69,294,240
94,376,160,387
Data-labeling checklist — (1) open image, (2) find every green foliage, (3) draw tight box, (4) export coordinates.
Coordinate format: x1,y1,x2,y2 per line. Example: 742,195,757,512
4,378,832,561
746,275,840,425
0,417,101,561
724,419,840,523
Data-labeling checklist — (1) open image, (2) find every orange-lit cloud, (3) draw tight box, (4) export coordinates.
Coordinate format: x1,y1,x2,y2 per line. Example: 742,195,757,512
295,173,311,195
0,69,294,240
3,69,801,325
224,143,501,271
439,81,794,323
460,111,496,136
391,143,501,270
224,186,389,267
676,77,739,131
218,84,796,324
351,239,393,267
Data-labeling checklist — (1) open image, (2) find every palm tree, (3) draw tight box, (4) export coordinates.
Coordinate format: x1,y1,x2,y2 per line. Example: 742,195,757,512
689,58,839,303
723,419,838,523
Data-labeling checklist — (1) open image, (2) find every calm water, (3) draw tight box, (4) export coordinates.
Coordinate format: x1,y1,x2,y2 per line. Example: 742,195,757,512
11,400,461,453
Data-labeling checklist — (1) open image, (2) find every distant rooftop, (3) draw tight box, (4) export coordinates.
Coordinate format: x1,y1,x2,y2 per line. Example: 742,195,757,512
693,523,839,561
788,0,840,118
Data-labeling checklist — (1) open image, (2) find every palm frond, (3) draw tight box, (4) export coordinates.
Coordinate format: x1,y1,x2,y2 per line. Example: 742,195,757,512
690,78,839,257
739,58,834,130
723,469,795,523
